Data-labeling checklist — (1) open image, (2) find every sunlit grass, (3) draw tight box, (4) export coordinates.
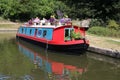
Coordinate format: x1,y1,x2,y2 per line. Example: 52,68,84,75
0,24,20,29
0,33,16,41
106,40,120,45
87,26,120,38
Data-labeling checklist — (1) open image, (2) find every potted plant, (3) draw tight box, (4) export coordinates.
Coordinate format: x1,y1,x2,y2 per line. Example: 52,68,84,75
75,32,82,40
70,30,82,40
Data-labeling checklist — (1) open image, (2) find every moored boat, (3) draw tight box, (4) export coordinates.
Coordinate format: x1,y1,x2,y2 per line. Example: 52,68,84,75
16,18,89,52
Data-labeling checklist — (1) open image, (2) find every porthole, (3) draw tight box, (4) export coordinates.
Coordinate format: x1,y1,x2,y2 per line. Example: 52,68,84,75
38,30,42,36
43,30,47,37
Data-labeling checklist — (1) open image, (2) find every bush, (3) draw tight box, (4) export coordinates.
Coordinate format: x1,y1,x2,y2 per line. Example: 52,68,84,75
107,20,120,30
71,31,82,39
87,26,120,38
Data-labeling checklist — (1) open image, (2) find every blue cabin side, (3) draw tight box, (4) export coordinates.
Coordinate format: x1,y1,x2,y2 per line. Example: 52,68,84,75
18,27,53,40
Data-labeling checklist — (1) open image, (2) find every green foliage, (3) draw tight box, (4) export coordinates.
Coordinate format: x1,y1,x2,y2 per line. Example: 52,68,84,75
107,20,120,30
71,30,75,38
71,30,82,39
0,0,120,23
106,40,120,45
75,32,82,39
88,26,120,38
0,0,68,20
63,0,120,22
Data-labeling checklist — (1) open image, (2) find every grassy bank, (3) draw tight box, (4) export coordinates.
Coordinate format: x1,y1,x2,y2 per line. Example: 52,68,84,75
86,34,120,51
0,17,21,29
86,26,120,51
0,33,16,41
87,26,120,38
0,23,21,29
106,40,120,45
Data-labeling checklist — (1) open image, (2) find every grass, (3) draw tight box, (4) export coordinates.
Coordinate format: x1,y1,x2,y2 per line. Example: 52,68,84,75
87,26,120,38
106,40,120,45
0,17,21,29
0,33,16,41
0,17,9,22
0,24,21,29
87,33,120,51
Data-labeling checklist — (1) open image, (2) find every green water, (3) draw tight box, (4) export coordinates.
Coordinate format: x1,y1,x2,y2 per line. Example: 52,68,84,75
0,33,120,80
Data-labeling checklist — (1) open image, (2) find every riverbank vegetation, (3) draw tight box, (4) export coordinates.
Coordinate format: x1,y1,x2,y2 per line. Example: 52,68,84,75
0,0,120,38
0,17,21,28
0,23,20,29
88,19,120,38
106,40,120,45
87,26,120,38
0,0,119,21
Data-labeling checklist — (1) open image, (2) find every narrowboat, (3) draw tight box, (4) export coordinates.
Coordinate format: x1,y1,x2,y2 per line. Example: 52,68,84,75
16,19,89,52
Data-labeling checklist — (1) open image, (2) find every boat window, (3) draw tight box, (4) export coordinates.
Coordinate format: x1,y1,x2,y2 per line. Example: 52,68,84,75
65,29,69,37
35,29,37,36
30,29,32,35
65,28,74,41
38,30,42,36
43,30,47,37
36,28,53,40
22,28,24,33
25,28,27,34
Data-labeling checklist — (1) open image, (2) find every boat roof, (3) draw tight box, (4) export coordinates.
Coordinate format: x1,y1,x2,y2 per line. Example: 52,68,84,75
30,24,63,28
21,24,75,29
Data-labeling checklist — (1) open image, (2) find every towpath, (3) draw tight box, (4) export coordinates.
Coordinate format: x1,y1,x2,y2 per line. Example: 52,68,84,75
86,35,120,51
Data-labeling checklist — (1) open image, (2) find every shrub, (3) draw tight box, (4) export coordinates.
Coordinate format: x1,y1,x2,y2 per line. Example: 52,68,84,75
107,20,120,30
71,31,82,39
87,26,120,38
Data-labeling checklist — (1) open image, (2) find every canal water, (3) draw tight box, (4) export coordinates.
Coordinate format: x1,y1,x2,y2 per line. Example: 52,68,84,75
0,33,120,80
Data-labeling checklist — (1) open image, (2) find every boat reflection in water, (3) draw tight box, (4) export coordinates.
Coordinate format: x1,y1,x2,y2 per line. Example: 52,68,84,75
17,40,87,80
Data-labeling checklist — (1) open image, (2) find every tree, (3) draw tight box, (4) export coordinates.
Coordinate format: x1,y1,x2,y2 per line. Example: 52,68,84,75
0,0,119,23
0,0,69,20
60,0,120,22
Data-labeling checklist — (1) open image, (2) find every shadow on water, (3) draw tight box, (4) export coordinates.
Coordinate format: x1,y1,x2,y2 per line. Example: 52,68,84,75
86,52,120,68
